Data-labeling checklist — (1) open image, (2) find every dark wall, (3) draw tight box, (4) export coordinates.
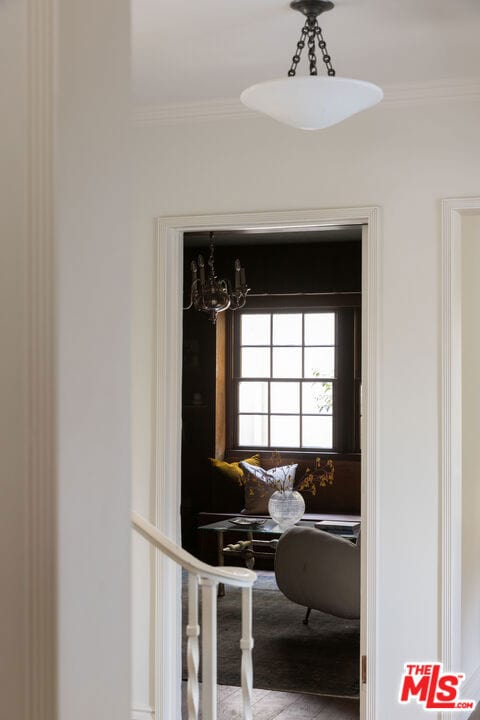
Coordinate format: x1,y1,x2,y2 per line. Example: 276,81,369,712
181,239,361,553
181,310,216,552
184,240,362,298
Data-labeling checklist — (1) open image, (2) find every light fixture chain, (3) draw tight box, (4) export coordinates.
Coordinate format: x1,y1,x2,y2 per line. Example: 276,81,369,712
287,15,336,77
288,24,308,76
315,24,336,76
208,231,215,274
307,17,318,75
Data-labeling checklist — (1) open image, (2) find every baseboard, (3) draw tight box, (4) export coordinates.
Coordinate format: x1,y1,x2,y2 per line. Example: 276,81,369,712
132,707,155,720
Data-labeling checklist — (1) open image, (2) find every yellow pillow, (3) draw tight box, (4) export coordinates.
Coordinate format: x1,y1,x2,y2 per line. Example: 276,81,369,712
209,454,261,484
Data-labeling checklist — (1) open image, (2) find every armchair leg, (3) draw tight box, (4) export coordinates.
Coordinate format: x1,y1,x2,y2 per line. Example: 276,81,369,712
303,607,312,626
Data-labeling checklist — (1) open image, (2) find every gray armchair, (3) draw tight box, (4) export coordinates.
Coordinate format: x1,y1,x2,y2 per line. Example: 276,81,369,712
274,526,360,623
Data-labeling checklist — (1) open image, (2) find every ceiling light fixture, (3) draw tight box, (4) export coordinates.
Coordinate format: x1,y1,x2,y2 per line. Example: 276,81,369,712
241,0,383,131
184,232,250,324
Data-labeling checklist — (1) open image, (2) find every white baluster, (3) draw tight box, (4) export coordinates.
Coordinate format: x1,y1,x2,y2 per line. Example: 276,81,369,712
131,513,257,720
186,573,200,720
201,578,218,720
240,586,254,720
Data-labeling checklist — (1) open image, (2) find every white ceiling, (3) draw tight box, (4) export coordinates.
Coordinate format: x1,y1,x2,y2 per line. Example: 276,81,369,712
132,0,480,108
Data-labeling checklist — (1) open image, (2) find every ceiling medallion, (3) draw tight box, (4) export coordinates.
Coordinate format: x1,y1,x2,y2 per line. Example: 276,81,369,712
241,0,383,130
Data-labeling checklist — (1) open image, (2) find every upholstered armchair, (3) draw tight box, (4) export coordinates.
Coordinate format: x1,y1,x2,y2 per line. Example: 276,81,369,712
274,525,360,623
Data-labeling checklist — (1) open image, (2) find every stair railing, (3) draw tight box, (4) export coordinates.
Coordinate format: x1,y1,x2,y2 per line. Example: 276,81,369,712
132,511,256,720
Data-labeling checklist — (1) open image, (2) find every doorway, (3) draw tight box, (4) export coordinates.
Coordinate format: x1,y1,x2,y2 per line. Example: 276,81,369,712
181,226,361,710
441,199,480,707
153,207,381,720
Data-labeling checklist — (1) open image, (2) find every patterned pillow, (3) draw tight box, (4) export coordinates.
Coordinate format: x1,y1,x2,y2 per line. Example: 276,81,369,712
239,461,298,515
208,455,262,513
209,454,261,483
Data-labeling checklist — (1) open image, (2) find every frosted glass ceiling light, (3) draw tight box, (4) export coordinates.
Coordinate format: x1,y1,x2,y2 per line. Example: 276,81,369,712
241,0,383,131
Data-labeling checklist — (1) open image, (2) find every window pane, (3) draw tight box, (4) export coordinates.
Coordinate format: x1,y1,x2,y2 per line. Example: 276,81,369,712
302,416,333,448
241,347,270,378
304,313,335,345
241,314,271,345
271,415,300,447
272,314,302,345
302,381,333,415
239,381,268,413
271,382,300,413
239,415,268,446
272,347,302,378
304,347,335,378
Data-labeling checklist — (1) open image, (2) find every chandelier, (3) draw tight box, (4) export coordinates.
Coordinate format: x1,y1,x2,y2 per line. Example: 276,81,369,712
184,233,250,324
241,0,383,131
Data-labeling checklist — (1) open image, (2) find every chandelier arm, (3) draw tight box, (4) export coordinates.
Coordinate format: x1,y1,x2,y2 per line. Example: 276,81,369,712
231,294,248,311
224,278,236,306
183,278,200,311
228,284,250,311
199,294,209,313
183,283,194,311
225,279,240,310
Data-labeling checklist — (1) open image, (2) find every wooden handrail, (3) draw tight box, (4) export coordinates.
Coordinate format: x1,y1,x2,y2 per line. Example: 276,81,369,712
132,510,256,720
132,511,256,587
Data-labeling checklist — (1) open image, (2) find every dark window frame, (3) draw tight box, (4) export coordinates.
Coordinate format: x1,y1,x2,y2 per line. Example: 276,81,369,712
226,294,361,455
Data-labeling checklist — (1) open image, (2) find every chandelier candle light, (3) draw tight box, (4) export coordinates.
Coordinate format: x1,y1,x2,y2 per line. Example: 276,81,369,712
184,232,250,324
241,0,383,130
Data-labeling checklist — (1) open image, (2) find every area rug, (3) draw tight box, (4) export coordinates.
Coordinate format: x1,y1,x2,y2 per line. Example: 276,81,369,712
181,572,360,698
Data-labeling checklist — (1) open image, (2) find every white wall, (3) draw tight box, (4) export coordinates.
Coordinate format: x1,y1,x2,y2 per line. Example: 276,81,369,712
56,1,131,719
461,215,480,680
131,98,480,717
131,181,156,715
0,1,28,716
0,0,132,718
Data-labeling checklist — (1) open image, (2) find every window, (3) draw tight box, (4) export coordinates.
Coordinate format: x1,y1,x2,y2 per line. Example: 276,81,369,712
228,299,360,453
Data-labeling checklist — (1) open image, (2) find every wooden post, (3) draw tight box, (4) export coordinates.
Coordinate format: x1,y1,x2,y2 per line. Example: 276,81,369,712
201,579,218,720
186,573,200,720
240,586,254,720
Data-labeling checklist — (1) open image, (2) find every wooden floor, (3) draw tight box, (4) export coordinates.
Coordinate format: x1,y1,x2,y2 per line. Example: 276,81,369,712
182,683,360,719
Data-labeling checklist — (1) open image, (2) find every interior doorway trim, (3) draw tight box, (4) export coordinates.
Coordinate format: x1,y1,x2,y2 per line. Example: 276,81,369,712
153,207,382,720
441,197,480,715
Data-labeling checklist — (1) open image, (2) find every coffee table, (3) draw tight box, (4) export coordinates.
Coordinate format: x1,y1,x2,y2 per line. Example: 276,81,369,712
198,517,358,596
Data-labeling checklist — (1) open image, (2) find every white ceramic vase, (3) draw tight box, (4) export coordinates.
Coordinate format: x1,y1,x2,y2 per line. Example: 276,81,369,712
268,490,305,531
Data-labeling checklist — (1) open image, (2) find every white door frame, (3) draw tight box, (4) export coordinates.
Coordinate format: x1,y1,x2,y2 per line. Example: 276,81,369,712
153,206,382,720
441,197,480,716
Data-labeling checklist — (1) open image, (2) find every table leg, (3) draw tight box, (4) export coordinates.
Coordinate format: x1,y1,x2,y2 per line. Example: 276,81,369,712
217,531,225,598
245,531,255,570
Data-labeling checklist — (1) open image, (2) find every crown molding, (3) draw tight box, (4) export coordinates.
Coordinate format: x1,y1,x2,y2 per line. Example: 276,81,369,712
383,77,480,107
132,78,480,126
133,98,250,125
